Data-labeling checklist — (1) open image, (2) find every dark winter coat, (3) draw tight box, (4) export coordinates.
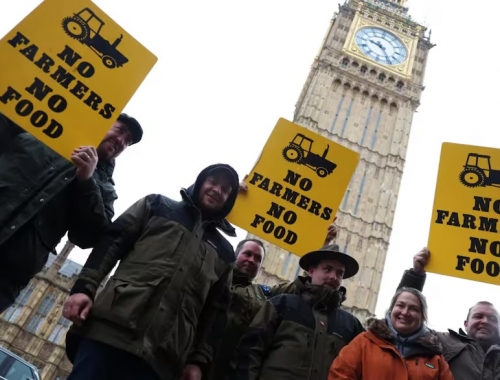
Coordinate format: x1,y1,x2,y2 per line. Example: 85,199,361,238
0,113,116,288
66,164,240,380
235,277,364,380
206,268,267,380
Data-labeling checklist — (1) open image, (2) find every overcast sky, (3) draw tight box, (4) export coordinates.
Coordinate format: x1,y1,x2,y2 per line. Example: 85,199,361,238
3,0,500,332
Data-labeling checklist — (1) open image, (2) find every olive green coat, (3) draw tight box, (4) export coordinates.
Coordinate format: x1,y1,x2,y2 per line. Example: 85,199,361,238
66,170,239,380
206,268,266,380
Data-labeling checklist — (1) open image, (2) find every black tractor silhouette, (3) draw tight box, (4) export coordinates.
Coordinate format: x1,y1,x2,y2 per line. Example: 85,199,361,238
282,133,337,178
61,8,128,69
459,153,500,188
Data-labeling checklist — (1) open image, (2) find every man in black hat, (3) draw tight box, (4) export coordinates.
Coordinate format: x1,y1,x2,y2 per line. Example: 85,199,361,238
234,244,364,380
0,112,143,313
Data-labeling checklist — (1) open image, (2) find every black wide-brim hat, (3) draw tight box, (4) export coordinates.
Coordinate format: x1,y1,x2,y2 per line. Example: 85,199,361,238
299,244,359,279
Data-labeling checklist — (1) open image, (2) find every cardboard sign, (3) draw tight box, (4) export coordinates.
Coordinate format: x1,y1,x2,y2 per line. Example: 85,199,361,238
427,142,500,286
0,0,157,160
227,118,360,257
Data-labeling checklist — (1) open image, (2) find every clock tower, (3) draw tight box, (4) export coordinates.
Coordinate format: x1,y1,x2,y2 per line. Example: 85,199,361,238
250,0,434,324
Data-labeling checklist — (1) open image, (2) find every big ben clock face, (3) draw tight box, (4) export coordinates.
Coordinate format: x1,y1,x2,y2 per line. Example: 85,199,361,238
355,27,407,65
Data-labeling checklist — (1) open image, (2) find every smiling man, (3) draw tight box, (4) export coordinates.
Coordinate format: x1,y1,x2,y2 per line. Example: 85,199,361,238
0,112,142,313
234,244,365,380
201,238,266,380
63,164,240,380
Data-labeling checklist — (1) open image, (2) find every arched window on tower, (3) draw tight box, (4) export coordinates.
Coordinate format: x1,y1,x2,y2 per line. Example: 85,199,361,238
396,81,404,89
360,65,368,74
26,292,57,334
2,284,35,323
341,58,349,68
378,73,386,83
48,316,71,344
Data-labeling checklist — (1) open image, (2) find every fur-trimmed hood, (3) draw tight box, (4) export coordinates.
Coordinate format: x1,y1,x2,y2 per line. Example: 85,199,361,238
367,317,443,356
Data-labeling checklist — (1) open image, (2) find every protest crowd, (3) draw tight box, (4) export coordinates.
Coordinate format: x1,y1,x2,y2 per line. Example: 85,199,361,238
2,110,500,380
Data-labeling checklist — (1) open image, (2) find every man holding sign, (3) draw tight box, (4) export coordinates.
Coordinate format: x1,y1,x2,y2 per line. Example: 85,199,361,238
0,112,142,313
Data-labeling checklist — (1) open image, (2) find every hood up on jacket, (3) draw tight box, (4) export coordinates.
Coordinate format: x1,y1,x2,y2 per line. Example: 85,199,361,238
181,163,239,233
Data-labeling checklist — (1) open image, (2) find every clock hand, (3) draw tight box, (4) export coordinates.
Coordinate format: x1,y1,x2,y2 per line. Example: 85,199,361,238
383,49,392,64
370,40,386,52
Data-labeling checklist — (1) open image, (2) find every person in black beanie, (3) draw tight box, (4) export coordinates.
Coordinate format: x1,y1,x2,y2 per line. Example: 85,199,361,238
63,164,240,380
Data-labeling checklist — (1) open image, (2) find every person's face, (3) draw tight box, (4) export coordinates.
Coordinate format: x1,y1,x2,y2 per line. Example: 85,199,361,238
465,303,500,345
235,241,264,279
96,120,134,161
198,174,233,212
308,259,345,290
390,292,423,336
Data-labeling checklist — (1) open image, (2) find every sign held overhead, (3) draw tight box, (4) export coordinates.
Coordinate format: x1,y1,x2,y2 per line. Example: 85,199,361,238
227,118,360,257
427,142,500,286
0,0,158,160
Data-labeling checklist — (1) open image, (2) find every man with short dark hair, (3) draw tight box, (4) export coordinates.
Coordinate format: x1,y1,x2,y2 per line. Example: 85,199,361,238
235,244,364,380
63,164,240,380
399,249,500,379
202,238,266,380
0,113,142,313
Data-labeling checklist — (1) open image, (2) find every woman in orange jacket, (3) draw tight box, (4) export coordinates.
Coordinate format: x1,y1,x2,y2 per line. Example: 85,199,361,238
329,287,454,380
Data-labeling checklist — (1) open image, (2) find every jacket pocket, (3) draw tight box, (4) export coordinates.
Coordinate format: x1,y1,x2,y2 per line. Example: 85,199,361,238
180,298,196,361
93,276,163,330
159,297,196,364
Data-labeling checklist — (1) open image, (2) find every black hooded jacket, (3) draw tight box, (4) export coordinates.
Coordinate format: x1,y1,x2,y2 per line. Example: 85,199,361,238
66,164,240,380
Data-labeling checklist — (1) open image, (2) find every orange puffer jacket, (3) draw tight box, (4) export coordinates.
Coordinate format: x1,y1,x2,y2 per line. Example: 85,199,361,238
329,318,454,380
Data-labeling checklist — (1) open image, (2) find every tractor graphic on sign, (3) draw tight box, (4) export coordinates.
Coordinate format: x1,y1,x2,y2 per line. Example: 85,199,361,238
459,153,500,188
61,8,128,69
282,133,337,178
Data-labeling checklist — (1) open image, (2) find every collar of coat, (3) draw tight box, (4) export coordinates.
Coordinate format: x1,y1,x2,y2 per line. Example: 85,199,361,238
232,267,254,286
452,327,500,355
97,158,115,177
291,276,342,309
180,188,236,237
367,318,443,355
293,276,347,305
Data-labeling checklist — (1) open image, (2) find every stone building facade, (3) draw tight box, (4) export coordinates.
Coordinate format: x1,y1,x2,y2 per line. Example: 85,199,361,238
252,0,434,325
0,242,86,380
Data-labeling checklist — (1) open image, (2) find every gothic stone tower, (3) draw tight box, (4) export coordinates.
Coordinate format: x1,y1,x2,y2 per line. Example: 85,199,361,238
251,0,433,323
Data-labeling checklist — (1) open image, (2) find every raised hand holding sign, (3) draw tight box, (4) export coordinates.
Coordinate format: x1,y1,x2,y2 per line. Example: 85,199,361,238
228,118,360,257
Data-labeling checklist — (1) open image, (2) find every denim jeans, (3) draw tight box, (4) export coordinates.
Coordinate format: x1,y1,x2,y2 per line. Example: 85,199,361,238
67,338,161,380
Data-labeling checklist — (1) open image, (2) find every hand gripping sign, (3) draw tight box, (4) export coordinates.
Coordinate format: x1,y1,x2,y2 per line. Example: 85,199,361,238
0,0,157,160
427,142,500,286
227,118,360,257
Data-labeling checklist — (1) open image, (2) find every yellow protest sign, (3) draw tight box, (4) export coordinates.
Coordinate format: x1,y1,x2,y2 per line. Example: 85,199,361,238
227,118,360,257
0,0,157,160
427,142,500,286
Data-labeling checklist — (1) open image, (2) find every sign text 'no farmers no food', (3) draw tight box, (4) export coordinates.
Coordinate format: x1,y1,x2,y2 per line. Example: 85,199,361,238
0,0,158,160
427,142,500,286
227,118,360,257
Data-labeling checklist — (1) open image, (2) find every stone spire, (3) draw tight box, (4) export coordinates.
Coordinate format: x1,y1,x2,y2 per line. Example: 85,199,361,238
46,240,75,278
